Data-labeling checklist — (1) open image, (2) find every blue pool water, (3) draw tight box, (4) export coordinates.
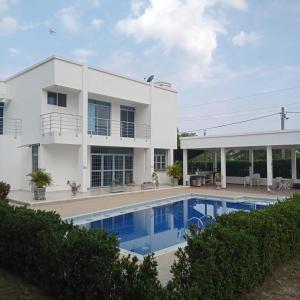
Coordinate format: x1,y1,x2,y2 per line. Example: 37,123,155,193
68,196,273,256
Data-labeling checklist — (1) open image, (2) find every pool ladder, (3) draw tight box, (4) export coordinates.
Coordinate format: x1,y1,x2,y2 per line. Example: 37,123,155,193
184,215,216,237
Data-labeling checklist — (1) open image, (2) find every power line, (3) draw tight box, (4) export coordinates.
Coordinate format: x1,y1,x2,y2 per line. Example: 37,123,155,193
178,86,300,109
182,112,280,134
178,102,300,121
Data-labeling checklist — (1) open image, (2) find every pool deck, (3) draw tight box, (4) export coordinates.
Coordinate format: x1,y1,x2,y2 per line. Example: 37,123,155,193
11,184,298,218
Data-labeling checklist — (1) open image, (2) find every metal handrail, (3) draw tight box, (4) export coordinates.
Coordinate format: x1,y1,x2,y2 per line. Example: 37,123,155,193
183,215,216,237
40,112,82,136
88,117,151,140
0,117,22,138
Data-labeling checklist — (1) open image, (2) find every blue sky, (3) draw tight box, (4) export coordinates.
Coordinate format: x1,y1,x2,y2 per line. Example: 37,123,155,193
1,0,300,134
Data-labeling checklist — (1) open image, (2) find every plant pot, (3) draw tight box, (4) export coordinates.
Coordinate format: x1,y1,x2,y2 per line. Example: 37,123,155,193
171,178,179,186
71,187,78,196
34,187,46,200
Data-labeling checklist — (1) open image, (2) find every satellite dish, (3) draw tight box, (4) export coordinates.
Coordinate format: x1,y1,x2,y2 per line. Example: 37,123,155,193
146,75,154,83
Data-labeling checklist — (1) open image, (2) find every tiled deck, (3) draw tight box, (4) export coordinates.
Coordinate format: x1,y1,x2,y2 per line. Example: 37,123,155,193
9,184,299,218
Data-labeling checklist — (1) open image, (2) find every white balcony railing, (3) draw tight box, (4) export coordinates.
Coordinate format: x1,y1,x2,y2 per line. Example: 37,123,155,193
40,112,82,136
0,117,22,138
88,117,151,140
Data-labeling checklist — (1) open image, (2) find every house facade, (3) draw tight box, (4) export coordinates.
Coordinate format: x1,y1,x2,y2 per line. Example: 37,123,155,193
0,56,177,191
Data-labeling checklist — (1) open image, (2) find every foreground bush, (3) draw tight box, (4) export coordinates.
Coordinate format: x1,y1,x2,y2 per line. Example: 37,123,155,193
0,200,162,300
168,194,300,299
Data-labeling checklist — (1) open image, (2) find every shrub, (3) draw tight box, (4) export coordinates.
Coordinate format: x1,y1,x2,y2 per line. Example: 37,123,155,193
0,201,162,299
168,194,300,299
0,181,10,200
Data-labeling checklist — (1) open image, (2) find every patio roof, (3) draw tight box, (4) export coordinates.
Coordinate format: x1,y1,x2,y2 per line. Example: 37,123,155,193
180,129,300,150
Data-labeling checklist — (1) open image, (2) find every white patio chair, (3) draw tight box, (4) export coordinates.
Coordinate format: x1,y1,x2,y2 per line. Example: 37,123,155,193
252,173,261,187
274,177,283,190
244,176,252,188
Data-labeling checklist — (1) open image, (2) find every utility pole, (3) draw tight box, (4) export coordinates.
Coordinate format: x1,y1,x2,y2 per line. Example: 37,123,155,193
280,107,288,130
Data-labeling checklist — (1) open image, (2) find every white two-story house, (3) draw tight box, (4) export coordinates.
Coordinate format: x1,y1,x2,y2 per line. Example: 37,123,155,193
0,56,177,192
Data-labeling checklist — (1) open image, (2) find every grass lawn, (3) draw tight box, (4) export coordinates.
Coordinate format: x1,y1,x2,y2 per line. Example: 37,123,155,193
0,269,54,300
243,253,300,300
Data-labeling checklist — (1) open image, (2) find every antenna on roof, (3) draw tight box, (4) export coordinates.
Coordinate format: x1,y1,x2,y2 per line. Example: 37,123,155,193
49,28,56,36
145,75,154,83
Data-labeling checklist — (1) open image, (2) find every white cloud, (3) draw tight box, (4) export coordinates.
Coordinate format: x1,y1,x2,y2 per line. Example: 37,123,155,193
117,0,248,65
58,7,79,31
72,48,97,62
90,18,102,30
0,0,16,14
0,16,18,35
88,0,101,8
232,31,261,47
8,47,20,54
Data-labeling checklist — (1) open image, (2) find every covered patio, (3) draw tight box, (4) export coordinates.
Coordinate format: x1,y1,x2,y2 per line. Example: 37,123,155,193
180,129,300,191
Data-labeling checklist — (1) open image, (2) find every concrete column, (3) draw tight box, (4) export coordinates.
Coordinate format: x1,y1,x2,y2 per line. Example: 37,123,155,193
291,148,297,179
221,147,226,189
183,149,188,185
266,146,273,189
145,147,154,181
249,149,254,177
79,64,88,192
167,149,174,166
214,151,218,172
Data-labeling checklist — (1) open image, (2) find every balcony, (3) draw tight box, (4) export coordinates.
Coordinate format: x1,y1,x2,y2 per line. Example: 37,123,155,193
88,117,151,147
40,112,82,145
0,117,22,138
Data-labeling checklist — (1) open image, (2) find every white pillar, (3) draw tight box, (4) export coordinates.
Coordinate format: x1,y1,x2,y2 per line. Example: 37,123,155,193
249,149,254,177
266,146,273,189
291,148,297,179
79,64,88,192
168,149,174,166
214,151,218,172
221,147,226,188
145,147,154,182
183,149,188,185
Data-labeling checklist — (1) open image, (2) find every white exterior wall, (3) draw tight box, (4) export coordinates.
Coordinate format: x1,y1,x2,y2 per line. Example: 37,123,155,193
0,56,177,191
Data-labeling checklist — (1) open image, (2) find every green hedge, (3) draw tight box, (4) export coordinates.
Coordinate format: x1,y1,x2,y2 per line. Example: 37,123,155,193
0,200,162,300
168,194,300,299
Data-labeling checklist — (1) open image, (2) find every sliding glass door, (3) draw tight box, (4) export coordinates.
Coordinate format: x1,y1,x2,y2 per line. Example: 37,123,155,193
120,105,135,138
88,99,111,136
91,147,134,187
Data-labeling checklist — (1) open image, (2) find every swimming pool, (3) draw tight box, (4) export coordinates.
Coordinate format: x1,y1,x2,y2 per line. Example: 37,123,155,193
65,194,277,257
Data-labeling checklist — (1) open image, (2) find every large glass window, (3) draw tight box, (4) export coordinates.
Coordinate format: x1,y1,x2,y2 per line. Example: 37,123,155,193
47,91,67,107
88,99,111,136
154,149,167,171
120,105,135,138
0,103,3,135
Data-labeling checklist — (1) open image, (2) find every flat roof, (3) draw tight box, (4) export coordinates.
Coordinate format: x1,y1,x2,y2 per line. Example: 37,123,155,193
180,129,300,149
3,56,177,93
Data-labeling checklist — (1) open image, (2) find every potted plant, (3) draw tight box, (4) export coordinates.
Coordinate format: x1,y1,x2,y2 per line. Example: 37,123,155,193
0,181,10,200
152,172,159,188
27,169,53,200
109,179,125,193
67,180,81,196
167,161,183,186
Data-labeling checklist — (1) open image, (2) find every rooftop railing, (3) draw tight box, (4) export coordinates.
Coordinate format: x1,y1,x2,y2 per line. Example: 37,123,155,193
0,117,22,138
40,112,82,136
88,117,151,140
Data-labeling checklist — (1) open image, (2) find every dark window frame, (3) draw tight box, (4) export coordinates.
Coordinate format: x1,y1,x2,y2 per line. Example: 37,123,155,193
47,91,67,107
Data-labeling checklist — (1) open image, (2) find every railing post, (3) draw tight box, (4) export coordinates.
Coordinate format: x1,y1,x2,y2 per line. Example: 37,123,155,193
106,119,108,139
76,116,79,137
14,119,17,139
59,114,62,136
49,114,52,135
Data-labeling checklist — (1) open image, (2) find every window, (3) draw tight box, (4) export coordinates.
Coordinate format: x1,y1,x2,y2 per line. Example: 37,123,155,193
47,91,67,107
120,105,135,138
88,99,111,136
154,149,167,171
